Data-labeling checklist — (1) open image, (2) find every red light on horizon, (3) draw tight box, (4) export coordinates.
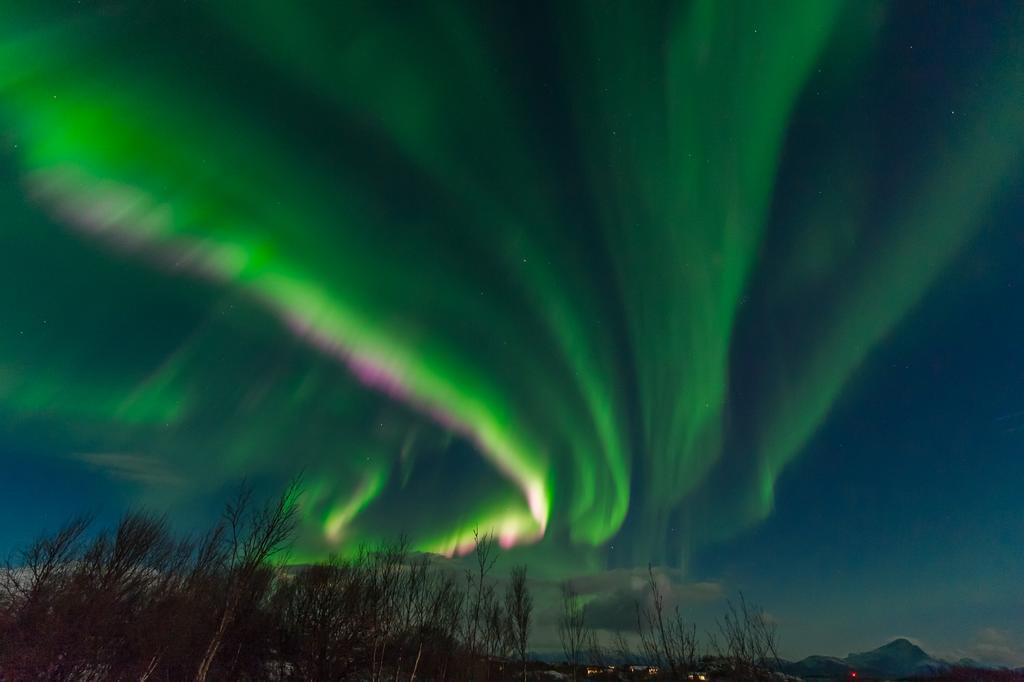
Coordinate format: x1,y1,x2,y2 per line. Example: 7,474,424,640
851,673,858,678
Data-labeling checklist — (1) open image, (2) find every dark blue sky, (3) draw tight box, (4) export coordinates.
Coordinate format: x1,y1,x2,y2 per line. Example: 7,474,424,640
698,179,1024,660
0,0,1022,664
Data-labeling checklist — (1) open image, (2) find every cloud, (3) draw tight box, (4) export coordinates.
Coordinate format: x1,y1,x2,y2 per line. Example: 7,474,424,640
540,567,724,633
297,547,727,653
967,628,1024,668
71,452,185,487
937,628,1024,668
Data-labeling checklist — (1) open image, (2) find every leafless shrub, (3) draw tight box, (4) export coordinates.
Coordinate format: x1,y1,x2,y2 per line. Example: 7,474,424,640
707,593,780,682
559,581,588,682
636,565,700,681
505,565,533,682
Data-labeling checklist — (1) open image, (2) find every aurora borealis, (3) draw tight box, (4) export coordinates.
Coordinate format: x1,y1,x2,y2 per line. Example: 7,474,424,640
2,0,1024,659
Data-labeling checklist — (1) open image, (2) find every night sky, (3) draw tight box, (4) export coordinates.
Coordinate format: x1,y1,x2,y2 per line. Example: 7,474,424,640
1,0,1022,664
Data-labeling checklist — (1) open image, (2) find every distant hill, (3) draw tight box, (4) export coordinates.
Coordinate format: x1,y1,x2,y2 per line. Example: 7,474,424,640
784,638,948,679
782,655,853,679
845,638,945,678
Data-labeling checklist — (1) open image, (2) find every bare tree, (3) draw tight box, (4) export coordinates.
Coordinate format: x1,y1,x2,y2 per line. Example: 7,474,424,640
277,555,369,680
558,581,587,682
0,514,93,678
437,568,466,682
194,477,301,682
482,584,509,664
586,629,608,670
504,565,532,682
1,513,91,606
463,528,499,679
411,564,463,682
708,593,780,682
611,630,636,667
636,565,699,681
368,536,410,682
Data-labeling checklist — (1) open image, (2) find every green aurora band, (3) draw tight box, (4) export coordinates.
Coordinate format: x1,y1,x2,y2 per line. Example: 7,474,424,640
0,1,1021,570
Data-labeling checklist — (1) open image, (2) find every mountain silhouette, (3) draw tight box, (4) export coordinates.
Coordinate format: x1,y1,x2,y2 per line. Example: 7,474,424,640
784,638,947,679
845,638,943,677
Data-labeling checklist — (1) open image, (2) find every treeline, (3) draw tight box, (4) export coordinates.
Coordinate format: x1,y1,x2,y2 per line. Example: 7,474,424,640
0,481,536,681
0,482,782,681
